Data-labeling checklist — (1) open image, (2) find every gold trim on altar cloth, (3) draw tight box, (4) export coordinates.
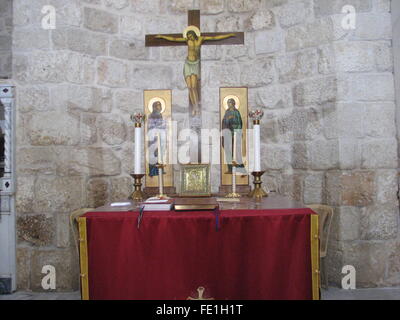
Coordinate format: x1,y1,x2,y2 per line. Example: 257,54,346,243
311,214,320,300
78,217,89,301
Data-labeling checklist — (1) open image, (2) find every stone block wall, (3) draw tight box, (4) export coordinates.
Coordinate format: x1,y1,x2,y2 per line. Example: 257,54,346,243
11,0,399,291
0,0,12,78
325,0,399,287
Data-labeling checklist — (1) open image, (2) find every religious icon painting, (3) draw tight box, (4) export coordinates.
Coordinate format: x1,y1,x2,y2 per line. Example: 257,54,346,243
143,90,175,193
220,87,249,187
179,164,211,197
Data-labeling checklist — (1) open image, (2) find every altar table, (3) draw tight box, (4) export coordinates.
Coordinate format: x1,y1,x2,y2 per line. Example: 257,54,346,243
77,195,320,300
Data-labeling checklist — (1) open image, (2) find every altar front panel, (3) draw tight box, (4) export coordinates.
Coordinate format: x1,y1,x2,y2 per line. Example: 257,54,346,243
80,208,318,300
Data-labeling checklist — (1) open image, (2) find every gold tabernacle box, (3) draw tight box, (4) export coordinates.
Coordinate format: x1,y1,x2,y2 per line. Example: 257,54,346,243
179,164,211,197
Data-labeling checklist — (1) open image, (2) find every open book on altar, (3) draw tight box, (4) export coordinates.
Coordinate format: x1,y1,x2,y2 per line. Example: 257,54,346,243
142,197,174,211
142,197,219,211
174,198,219,211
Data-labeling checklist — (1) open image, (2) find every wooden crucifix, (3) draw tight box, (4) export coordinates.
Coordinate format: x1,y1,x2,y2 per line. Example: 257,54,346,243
145,10,244,163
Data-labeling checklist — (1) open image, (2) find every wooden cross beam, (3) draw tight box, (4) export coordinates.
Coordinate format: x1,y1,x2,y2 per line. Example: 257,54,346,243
145,10,244,163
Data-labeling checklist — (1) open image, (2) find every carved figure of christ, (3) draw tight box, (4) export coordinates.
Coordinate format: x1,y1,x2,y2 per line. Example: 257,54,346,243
145,10,244,163
155,31,236,115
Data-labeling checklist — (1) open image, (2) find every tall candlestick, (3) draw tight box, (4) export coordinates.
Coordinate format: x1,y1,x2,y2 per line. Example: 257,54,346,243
131,113,145,175
248,110,268,199
232,131,237,194
232,131,237,163
226,161,240,198
158,167,163,195
232,165,237,194
254,123,261,172
157,133,162,164
134,126,142,174
249,110,264,172
155,163,168,199
227,131,240,199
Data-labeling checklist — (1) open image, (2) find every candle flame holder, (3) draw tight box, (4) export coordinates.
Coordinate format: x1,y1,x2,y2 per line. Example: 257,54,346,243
249,109,264,122
129,173,146,202
225,161,241,199
131,112,146,127
248,171,268,200
155,163,169,199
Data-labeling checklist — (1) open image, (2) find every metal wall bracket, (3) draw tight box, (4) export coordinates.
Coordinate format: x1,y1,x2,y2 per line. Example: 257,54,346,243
0,84,16,292
0,85,14,194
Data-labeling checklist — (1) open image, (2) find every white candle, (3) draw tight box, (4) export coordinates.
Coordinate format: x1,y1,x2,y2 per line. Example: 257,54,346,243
157,133,162,164
134,126,142,174
232,131,237,194
157,133,163,197
232,131,237,163
254,122,261,172
158,168,163,196
232,165,237,194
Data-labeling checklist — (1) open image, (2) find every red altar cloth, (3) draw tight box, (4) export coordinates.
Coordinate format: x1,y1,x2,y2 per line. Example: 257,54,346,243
82,206,316,300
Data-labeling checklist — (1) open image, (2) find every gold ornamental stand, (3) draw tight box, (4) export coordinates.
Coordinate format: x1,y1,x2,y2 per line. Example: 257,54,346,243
248,171,268,199
129,173,146,202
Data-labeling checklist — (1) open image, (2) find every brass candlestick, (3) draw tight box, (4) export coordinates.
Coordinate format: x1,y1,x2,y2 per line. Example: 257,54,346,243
155,163,169,199
248,171,268,200
226,161,241,199
129,173,146,202
129,112,146,202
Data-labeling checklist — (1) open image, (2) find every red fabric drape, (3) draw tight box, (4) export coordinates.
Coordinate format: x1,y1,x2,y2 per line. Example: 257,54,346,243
84,209,314,300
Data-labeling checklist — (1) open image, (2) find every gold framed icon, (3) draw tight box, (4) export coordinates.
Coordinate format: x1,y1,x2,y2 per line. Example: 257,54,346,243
220,87,249,186
180,164,211,197
144,90,174,189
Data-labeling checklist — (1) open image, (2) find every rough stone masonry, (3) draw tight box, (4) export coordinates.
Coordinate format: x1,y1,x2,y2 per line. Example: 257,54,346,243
2,0,399,291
